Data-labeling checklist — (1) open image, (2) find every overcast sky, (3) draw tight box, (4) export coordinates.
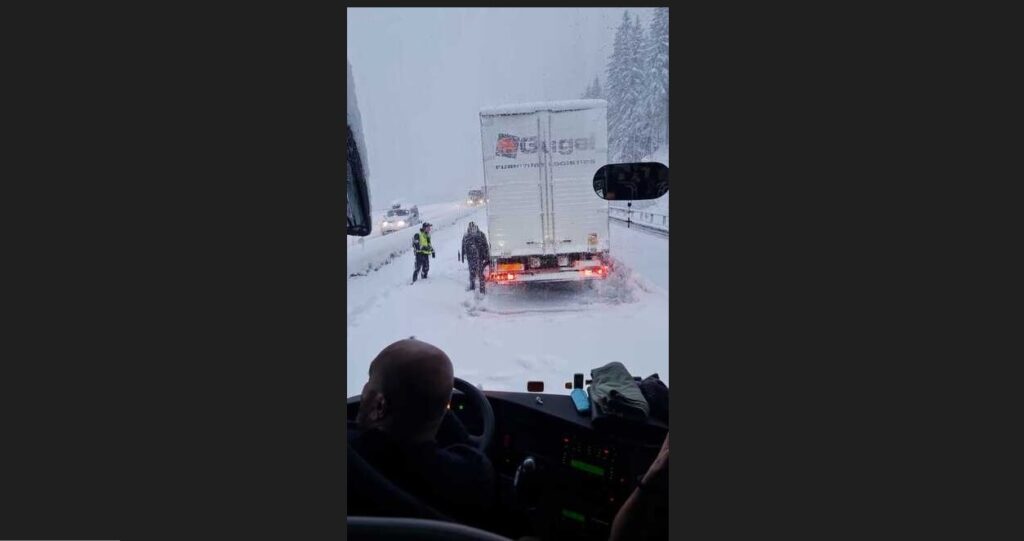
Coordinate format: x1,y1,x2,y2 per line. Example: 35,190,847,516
347,7,654,209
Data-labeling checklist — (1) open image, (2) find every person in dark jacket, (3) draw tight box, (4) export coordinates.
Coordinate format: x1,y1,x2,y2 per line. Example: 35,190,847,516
411,223,434,284
348,338,496,528
460,222,490,293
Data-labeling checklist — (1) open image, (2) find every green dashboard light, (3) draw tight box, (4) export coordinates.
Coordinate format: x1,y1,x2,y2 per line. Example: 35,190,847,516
562,509,585,523
570,459,604,476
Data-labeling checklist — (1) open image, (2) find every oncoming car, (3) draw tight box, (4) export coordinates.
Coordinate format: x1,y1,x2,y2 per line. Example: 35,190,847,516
467,189,486,206
381,205,419,234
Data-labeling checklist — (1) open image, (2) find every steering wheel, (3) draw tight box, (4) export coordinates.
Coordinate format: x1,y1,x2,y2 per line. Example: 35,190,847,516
453,377,495,452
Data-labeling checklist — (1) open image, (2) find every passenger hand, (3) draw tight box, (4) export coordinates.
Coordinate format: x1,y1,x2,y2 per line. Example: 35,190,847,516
641,433,668,486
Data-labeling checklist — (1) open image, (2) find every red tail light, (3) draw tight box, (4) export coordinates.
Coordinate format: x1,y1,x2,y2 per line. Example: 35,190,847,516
490,272,516,282
581,265,609,278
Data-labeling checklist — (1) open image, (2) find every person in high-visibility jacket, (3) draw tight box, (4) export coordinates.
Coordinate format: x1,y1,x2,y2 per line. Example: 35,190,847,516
411,222,435,283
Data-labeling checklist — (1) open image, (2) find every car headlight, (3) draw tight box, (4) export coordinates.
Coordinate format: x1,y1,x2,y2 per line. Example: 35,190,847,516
382,221,389,226
397,220,405,226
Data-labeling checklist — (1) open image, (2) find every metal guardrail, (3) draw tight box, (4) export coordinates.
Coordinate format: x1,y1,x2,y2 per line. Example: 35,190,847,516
609,216,669,237
608,207,669,230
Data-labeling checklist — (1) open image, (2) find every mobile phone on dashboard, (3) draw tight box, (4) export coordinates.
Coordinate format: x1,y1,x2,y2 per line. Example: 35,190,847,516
570,388,590,415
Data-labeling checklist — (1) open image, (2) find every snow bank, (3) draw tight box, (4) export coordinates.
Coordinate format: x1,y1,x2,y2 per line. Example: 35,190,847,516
480,99,607,116
609,222,669,292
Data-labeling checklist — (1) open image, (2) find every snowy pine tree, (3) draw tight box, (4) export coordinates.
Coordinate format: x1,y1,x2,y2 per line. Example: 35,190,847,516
605,11,632,161
644,7,669,152
619,13,650,162
605,9,669,161
580,76,604,99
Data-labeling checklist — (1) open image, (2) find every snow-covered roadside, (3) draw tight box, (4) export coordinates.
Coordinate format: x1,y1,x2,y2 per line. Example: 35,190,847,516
609,221,669,293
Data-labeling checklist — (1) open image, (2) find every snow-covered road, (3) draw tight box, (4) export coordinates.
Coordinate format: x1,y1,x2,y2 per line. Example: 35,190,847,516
347,205,669,397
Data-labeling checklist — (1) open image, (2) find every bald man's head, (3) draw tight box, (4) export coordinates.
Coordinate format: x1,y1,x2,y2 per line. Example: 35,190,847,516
356,339,454,443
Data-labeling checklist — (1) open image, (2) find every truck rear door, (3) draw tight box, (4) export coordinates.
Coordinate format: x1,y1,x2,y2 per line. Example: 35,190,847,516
545,107,609,256
480,111,545,257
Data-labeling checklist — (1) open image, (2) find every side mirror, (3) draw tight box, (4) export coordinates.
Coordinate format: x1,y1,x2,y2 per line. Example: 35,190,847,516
592,162,669,201
347,124,373,236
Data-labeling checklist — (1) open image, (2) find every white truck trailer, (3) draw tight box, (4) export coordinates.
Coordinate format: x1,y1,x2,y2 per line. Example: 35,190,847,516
479,99,610,284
